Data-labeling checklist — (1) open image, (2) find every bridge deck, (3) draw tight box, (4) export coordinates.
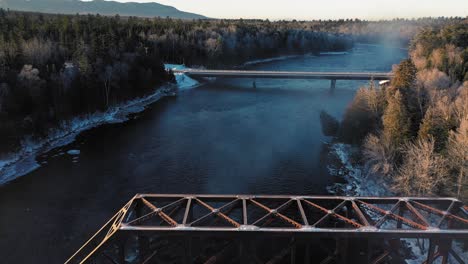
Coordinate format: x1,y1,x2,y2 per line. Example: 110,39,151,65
174,69,393,80
67,194,468,264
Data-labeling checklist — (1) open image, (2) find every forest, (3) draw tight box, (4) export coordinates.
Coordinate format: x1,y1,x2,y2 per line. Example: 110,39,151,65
0,10,356,153
337,20,468,201
0,10,464,157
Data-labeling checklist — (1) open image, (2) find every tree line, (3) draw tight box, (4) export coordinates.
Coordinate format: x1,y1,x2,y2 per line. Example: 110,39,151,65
0,10,355,153
0,10,462,155
335,21,467,201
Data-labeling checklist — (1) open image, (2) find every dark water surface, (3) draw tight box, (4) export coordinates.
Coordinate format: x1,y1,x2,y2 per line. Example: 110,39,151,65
0,44,406,263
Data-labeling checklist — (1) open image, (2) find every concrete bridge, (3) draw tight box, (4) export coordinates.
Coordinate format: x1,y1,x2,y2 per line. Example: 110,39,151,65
67,194,467,264
173,69,393,91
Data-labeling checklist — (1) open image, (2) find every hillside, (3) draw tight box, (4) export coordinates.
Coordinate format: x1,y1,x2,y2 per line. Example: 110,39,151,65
0,0,207,19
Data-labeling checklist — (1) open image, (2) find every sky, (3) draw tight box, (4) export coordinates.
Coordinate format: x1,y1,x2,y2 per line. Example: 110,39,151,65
108,0,468,20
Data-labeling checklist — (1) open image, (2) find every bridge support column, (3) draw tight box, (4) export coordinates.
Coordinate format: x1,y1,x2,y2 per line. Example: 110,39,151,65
330,79,336,93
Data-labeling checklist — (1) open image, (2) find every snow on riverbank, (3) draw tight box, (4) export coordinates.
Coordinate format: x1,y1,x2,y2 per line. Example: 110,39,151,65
0,86,176,185
165,64,200,90
326,143,391,196
326,143,467,263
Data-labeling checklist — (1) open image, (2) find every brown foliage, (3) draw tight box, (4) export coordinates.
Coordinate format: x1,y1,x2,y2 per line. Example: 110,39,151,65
393,137,449,196
446,117,468,201
363,133,396,177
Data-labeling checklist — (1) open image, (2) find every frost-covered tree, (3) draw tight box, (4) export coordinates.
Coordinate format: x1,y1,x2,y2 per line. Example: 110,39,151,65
446,117,468,201
416,69,451,90
393,137,449,196
363,133,396,177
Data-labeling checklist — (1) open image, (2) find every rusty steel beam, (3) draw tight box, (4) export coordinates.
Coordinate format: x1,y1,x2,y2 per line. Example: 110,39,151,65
66,194,468,264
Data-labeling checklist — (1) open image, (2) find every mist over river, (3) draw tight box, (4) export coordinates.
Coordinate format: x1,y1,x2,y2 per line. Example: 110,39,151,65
0,44,406,263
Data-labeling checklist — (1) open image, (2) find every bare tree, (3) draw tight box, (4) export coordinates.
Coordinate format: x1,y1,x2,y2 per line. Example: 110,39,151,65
417,69,450,90
453,82,468,125
393,137,449,196
363,133,396,177
410,43,428,70
446,117,468,201
101,65,114,107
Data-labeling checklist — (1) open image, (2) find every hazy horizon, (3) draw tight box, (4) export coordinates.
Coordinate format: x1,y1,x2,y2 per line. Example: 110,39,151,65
101,0,468,20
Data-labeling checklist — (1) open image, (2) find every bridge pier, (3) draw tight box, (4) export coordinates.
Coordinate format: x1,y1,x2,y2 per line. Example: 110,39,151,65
330,79,336,93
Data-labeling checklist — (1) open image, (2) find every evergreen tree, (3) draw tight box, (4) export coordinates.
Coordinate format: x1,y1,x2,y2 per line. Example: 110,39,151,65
418,106,450,152
391,59,417,92
382,90,411,149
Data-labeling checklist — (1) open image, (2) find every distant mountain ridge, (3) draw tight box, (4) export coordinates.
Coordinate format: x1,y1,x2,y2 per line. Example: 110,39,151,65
0,0,207,19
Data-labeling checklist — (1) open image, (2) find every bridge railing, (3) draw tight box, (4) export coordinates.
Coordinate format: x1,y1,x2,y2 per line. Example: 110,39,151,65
66,194,468,264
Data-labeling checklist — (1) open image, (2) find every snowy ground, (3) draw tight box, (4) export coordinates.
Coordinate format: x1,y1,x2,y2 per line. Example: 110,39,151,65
326,142,467,263
326,143,391,196
165,64,200,90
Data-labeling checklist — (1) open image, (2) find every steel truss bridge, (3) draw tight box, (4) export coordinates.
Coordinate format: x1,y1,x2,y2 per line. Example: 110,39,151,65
66,194,468,264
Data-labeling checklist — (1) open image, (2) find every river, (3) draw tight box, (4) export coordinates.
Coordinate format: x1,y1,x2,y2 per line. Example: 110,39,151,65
0,44,407,263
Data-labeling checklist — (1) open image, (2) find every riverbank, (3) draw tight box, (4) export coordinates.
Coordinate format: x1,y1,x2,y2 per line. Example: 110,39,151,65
0,85,177,185
326,142,468,262
326,142,391,196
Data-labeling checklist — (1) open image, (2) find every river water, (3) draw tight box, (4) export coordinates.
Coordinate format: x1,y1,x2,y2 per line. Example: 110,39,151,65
0,44,406,263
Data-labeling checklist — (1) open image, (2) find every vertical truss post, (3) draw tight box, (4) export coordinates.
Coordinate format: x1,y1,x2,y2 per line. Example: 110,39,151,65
426,239,436,264
397,202,405,229
183,198,192,225
440,218,453,264
242,198,248,226
439,239,451,264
